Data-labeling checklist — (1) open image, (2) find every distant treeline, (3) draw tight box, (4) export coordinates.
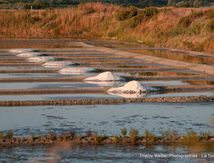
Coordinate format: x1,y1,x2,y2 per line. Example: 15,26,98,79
1,0,214,9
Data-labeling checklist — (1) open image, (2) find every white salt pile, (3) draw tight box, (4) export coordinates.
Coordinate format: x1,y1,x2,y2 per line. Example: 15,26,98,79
59,67,96,75
107,80,146,94
16,52,41,58
42,61,74,68
84,71,121,81
9,49,34,53
27,56,54,63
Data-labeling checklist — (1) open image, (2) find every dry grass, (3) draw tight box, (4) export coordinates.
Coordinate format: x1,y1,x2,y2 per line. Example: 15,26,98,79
0,3,213,53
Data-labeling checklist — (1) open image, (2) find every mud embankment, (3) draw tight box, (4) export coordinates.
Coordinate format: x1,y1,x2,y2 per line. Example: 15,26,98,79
1,96,214,106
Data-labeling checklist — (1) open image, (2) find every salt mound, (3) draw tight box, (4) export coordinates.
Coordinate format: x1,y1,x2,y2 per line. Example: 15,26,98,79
27,56,54,63
16,52,41,58
42,61,74,68
59,67,96,75
107,80,146,94
9,49,34,53
84,71,120,81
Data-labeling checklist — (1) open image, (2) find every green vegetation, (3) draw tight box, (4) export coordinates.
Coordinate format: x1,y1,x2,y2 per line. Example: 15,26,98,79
120,127,127,137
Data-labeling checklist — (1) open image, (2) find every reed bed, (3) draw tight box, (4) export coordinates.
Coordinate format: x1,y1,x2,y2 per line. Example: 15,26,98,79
0,129,213,147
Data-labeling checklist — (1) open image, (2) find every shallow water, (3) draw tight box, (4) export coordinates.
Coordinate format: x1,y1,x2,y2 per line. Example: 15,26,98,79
0,66,48,71
0,93,118,101
148,92,214,98
0,72,98,79
0,144,213,163
0,103,214,136
142,80,188,86
128,49,214,64
0,82,112,89
0,73,62,78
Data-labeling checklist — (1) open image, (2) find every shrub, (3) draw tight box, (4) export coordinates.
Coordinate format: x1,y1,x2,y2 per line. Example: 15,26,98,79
31,16,42,24
126,7,158,28
191,22,201,34
206,19,214,32
181,131,200,145
93,133,103,144
205,9,214,19
129,128,139,145
111,135,119,144
178,16,192,28
127,15,143,28
47,131,57,141
191,11,204,18
32,0,49,9
178,11,204,28
161,130,178,143
144,130,156,144
83,8,96,15
121,128,127,137
142,7,159,19
116,7,138,21
5,130,14,139
86,130,93,137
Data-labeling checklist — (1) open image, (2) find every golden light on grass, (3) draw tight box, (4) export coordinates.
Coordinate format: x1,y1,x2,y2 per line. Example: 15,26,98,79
0,3,213,53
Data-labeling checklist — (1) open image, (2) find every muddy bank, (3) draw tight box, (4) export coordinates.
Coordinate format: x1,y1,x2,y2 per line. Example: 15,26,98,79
0,77,84,82
0,69,57,73
0,96,214,106
0,88,107,95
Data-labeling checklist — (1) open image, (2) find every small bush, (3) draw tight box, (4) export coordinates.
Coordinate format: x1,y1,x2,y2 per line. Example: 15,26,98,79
191,22,201,34
47,131,57,141
32,0,49,9
127,15,143,28
178,11,204,28
126,8,158,28
191,11,204,19
206,19,214,32
129,128,139,145
178,16,192,28
116,7,138,21
205,9,214,19
83,8,96,15
121,128,127,137
161,130,178,143
142,7,159,19
93,133,103,144
111,135,119,144
5,130,14,139
181,131,200,145
31,16,42,24
144,130,156,144
86,130,93,137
